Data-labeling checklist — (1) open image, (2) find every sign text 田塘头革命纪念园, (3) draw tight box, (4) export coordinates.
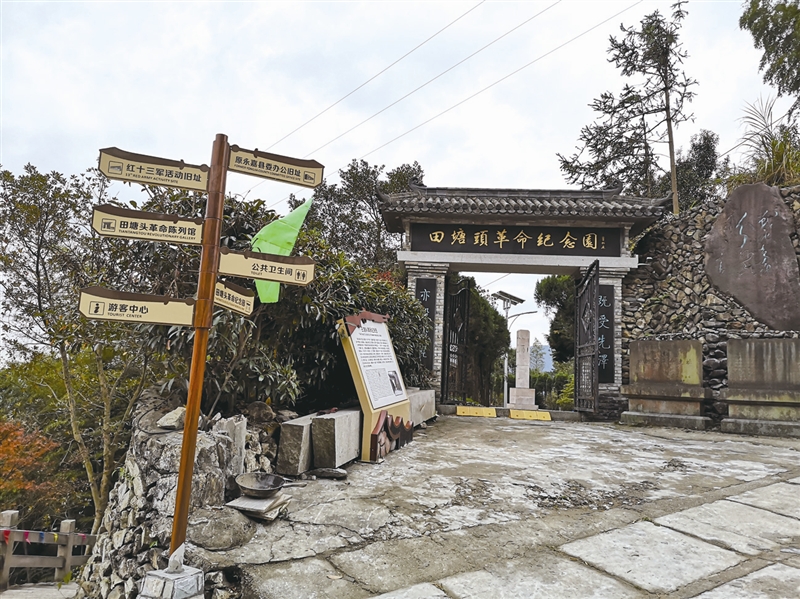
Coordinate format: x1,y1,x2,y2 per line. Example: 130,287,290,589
410,223,622,257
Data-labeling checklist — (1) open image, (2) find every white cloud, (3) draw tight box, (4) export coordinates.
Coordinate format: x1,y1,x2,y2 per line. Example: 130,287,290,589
1,0,788,349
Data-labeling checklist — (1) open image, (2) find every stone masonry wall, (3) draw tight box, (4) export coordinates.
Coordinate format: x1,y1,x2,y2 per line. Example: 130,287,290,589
621,185,800,416
77,393,282,599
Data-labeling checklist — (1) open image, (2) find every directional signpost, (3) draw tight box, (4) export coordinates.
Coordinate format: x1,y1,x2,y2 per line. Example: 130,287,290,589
214,280,255,317
92,204,204,245
86,134,324,555
79,287,195,326
228,145,324,188
99,148,210,192
218,247,315,286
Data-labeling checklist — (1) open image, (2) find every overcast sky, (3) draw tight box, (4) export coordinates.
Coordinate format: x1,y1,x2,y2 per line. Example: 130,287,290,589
1,0,790,349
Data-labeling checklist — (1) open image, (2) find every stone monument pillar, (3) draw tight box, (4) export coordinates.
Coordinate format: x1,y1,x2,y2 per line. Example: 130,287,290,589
509,330,537,409
515,330,531,389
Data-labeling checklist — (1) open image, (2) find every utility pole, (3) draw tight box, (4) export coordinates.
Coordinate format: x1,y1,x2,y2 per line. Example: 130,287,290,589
491,291,525,408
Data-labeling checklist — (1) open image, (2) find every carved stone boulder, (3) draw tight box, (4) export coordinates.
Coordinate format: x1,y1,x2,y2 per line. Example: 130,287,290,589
705,183,800,330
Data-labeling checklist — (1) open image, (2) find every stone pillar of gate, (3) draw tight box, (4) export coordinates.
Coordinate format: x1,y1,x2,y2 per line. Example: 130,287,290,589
406,262,449,401
597,267,627,393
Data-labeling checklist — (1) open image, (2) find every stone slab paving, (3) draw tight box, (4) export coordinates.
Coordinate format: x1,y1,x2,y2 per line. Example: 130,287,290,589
728,482,800,520
0,584,78,598
372,583,449,599
436,553,643,599
656,499,800,555
179,417,800,599
691,563,800,598
560,521,744,593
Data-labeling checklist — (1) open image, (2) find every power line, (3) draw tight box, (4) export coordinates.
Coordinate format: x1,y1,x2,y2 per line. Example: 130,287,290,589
266,1,644,211
264,1,487,152
304,0,563,158
484,273,511,288
361,0,644,160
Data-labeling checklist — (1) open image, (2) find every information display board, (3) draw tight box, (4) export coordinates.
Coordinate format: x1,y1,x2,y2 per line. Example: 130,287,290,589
337,312,412,462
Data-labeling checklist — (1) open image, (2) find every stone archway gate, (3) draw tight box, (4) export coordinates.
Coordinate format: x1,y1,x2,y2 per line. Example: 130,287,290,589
380,185,667,410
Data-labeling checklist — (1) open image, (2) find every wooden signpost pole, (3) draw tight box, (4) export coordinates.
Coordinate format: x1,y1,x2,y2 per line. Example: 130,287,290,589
170,133,229,553
93,134,322,556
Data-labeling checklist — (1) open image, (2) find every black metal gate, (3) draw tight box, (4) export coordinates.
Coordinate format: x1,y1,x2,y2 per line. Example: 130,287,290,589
574,260,599,412
441,277,471,403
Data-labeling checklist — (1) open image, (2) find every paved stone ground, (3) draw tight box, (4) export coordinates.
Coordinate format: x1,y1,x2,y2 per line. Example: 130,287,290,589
0,583,79,598
188,416,800,599
6,416,798,598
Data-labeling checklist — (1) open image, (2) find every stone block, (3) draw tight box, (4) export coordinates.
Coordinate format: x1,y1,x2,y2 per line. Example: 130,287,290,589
156,407,186,430
720,417,800,438
139,566,203,599
727,339,800,388
509,387,537,409
623,340,710,420
311,409,361,469
211,415,247,490
276,414,315,476
628,340,702,385
620,411,712,431
723,339,800,423
627,396,706,416
408,389,435,424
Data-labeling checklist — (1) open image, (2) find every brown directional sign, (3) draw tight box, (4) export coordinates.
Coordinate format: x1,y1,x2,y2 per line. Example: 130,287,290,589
79,286,195,326
214,280,255,316
98,147,209,192
228,145,323,188
217,247,315,285
92,204,204,245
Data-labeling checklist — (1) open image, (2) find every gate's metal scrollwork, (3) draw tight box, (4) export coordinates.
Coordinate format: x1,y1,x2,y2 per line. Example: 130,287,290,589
442,277,471,403
575,260,599,412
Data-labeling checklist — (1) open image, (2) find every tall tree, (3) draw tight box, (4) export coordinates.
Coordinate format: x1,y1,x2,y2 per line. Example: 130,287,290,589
465,282,509,405
558,2,696,213
529,338,546,373
534,275,575,363
653,129,728,209
740,0,800,117
0,166,155,533
290,159,424,271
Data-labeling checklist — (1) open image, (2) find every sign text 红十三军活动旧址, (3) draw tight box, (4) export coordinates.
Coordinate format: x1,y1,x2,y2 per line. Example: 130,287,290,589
98,148,209,192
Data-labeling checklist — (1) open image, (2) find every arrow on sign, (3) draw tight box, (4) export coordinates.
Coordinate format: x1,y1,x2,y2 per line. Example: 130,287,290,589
79,287,195,326
218,247,315,286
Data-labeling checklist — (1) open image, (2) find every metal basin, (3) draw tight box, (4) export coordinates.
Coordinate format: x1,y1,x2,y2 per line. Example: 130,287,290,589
235,472,305,498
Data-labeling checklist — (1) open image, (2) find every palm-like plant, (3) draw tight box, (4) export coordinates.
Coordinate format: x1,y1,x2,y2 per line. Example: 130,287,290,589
734,96,800,187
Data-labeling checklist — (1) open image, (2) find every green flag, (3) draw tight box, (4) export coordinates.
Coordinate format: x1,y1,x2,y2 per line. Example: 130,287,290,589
251,198,313,303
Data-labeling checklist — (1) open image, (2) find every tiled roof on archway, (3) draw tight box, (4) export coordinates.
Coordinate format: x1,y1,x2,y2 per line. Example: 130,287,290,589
380,185,669,236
